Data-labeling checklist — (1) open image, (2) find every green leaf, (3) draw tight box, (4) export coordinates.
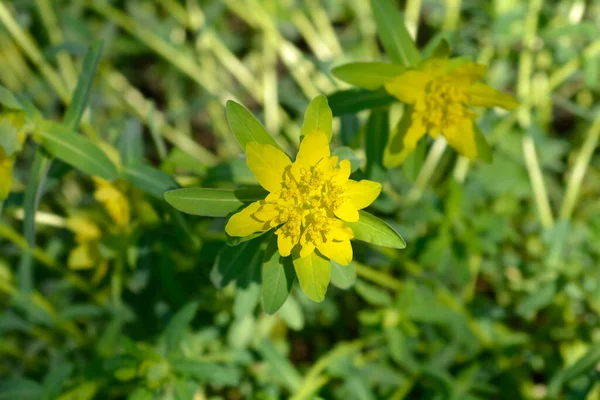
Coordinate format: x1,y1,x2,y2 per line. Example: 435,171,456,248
42,362,73,400
330,261,357,289
292,251,330,303
474,125,493,163
257,340,302,392
35,121,117,180
328,88,395,117
278,294,305,330
370,0,421,66
355,280,393,306
121,163,178,199
170,360,241,386
0,379,42,400
0,85,22,110
211,237,264,288
233,247,263,319
346,211,406,249
300,95,333,141
226,100,280,152
548,344,600,398
63,40,104,129
332,146,361,173
261,236,296,314
332,62,405,90
430,38,451,59
164,187,267,217
365,109,389,181
164,302,198,354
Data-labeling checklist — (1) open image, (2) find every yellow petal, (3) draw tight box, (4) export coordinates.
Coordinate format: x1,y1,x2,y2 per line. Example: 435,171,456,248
443,118,477,160
277,233,295,257
318,240,353,266
66,216,102,243
334,201,359,222
448,62,486,84
384,113,427,167
328,219,354,241
384,70,431,104
343,179,381,210
246,142,291,192
295,130,330,168
332,159,351,185
254,203,279,221
0,155,14,201
225,201,271,237
466,82,519,110
299,241,316,258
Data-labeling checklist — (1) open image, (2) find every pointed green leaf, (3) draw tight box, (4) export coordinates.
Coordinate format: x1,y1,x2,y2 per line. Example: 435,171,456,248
278,295,304,330
292,251,330,303
63,40,104,129
346,211,406,249
226,101,280,152
35,121,117,180
474,125,493,163
211,238,264,289
261,236,296,314
300,95,333,141
164,302,198,354
330,261,357,289
370,0,421,66
548,344,600,398
431,39,451,59
164,187,267,217
121,163,178,199
332,62,405,90
328,89,395,116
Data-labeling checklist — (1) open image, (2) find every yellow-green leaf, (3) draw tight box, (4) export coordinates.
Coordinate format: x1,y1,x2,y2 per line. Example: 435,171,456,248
300,95,332,141
332,62,405,90
292,251,330,303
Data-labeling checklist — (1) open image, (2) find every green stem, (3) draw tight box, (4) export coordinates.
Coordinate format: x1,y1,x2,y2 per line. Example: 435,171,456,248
404,0,423,40
407,137,447,204
559,114,600,220
355,263,402,291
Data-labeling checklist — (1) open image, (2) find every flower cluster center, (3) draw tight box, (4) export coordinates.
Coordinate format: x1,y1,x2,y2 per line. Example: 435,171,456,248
414,79,475,133
266,157,345,246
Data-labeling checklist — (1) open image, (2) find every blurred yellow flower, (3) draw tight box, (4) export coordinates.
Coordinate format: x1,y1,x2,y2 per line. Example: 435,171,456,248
93,178,130,228
384,54,518,165
226,130,381,265
66,216,102,270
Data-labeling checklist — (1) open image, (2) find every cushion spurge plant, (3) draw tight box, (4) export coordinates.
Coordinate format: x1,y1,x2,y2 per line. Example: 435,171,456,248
165,96,405,309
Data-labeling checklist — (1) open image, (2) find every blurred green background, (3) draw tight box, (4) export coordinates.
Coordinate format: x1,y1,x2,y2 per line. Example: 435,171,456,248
1,0,600,399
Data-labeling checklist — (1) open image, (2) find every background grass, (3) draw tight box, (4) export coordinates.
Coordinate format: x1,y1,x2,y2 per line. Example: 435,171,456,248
1,0,600,399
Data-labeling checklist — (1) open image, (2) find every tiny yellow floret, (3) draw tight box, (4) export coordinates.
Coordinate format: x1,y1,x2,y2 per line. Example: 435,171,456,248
226,130,381,265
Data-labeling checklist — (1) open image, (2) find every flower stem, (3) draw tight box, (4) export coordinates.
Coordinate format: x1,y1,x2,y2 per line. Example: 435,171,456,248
559,114,600,220
354,263,402,291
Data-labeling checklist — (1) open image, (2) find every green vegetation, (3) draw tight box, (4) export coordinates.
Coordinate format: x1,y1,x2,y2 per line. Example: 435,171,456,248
0,0,599,399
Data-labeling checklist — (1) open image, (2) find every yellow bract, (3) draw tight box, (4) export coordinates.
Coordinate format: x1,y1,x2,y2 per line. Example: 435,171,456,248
93,178,130,228
66,216,102,270
384,56,518,164
226,130,381,265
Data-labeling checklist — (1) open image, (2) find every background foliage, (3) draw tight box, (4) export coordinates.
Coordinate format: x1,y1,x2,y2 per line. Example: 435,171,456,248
1,0,600,399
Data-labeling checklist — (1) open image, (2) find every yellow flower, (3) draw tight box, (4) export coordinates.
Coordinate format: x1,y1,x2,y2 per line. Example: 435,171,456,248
66,216,102,270
226,130,381,266
93,178,130,228
383,55,518,165
0,147,14,201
